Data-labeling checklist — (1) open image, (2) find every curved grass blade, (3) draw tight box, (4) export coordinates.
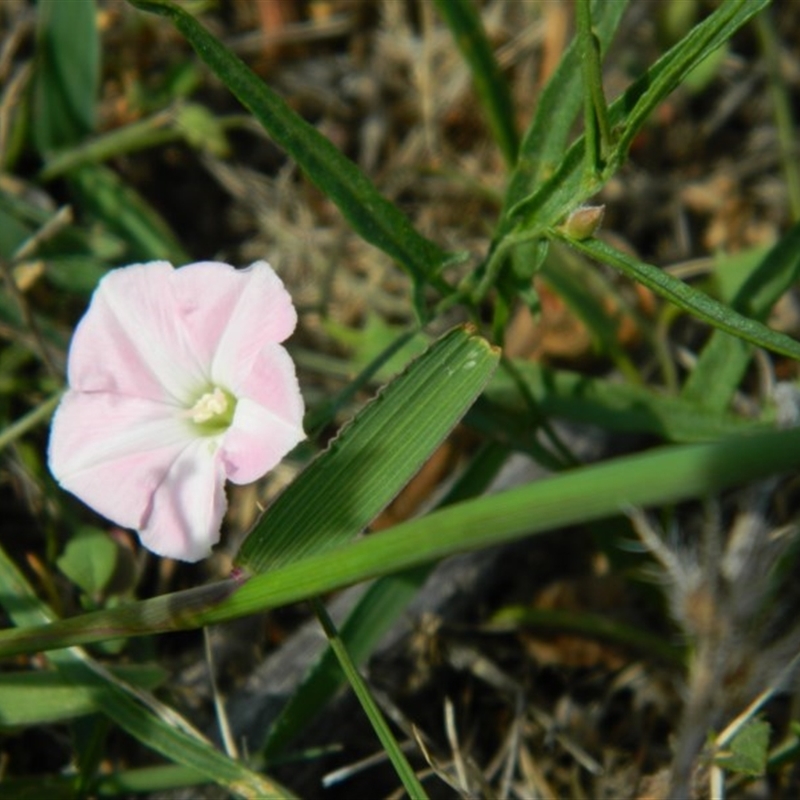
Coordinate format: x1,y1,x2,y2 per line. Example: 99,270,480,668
236,325,500,573
126,0,452,296
559,234,800,362
433,0,518,166
6,425,800,657
0,546,294,799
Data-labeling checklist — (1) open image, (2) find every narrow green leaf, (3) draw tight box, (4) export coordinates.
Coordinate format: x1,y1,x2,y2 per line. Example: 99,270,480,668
475,358,768,444
612,0,767,163
126,0,452,295
236,325,500,573
559,235,800,362
576,0,613,173
265,571,427,759
682,220,800,408
474,0,628,301
32,0,100,154
433,0,518,166
6,426,800,657
502,0,628,214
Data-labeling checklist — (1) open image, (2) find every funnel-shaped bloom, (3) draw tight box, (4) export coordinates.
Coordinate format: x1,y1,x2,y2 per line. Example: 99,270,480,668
49,260,305,562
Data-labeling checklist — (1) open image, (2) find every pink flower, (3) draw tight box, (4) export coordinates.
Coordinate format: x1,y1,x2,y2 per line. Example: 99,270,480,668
48,260,305,562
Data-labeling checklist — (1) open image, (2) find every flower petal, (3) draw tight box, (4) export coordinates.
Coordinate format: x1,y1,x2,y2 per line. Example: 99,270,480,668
48,390,195,530
139,438,228,562
222,397,305,484
215,342,305,430
171,260,297,381
68,262,208,404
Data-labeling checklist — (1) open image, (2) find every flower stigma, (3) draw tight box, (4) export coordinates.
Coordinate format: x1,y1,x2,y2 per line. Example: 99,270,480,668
189,386,237,434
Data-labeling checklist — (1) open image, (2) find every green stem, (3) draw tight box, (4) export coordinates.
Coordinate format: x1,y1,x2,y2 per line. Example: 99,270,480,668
310,598,429,799
39,110,256,182
576,0,612,174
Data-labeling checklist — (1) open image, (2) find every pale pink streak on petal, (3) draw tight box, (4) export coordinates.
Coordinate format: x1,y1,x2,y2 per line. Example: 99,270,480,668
175,261,297,360
48,391,195,530
68,262,207,404
138,438,228,562
221,397,305,484
215,343,305,432
172,261,297,379
197,261,297,381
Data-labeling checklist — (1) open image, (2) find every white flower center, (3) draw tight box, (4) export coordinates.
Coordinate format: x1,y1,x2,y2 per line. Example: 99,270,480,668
190,387,229,424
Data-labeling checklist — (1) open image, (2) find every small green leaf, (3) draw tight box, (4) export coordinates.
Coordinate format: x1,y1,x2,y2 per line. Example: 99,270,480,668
56,526,119,598
715,719,771,776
